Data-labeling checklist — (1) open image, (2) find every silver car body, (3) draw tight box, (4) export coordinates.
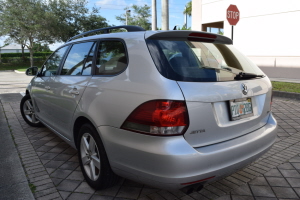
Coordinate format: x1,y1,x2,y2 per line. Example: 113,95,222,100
26,30,277,189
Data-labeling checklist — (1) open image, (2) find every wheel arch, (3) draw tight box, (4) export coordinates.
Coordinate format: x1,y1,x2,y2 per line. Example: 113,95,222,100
73,116,97,149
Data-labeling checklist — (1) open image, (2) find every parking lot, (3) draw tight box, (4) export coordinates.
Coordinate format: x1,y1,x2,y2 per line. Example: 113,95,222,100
1,71,300,200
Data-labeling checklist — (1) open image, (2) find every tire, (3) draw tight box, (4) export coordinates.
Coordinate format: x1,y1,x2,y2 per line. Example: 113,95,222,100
78,123,119,190
20,95,43,127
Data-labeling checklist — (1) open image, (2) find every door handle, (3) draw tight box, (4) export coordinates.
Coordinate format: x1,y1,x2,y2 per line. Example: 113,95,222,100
70,88,79,95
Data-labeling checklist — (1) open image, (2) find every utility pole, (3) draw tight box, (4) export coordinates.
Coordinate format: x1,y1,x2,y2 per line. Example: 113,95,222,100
152,0,157,30
162,0,169,30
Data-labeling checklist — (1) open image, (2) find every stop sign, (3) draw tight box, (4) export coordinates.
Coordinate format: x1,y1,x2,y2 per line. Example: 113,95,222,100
227,5,240,25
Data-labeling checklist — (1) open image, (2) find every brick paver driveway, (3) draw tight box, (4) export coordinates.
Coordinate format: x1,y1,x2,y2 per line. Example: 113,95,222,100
1,92,300,200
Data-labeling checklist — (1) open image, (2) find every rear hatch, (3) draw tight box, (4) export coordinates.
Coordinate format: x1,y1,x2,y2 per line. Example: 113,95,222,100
145,31,273,147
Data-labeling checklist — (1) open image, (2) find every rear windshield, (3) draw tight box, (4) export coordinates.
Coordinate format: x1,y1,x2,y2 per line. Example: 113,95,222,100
146,40,263,82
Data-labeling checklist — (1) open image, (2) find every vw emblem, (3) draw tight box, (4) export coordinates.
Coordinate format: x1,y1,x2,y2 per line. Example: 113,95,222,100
241,83,248,95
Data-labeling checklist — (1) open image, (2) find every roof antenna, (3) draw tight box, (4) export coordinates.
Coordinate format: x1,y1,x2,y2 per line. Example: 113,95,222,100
173,25,177,30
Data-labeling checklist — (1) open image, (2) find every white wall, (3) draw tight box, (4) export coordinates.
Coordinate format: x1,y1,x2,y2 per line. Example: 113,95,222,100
193,0,300,68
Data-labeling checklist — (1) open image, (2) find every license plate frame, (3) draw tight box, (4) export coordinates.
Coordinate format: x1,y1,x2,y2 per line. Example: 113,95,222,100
229,98,253,121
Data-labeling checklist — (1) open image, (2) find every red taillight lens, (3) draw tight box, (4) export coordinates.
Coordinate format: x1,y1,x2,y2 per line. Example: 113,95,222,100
121,100,189,136
188,33,217,42
188,33,217,39
181,176,215,185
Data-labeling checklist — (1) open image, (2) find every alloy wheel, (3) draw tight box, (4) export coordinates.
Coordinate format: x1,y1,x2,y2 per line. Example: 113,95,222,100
22,99,40,124
80,132,101,181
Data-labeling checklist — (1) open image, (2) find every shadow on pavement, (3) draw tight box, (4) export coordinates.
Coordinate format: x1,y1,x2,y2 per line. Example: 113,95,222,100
0,93,23,103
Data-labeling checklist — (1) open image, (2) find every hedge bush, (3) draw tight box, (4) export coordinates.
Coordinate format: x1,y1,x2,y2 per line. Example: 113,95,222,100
1,57,46,63
1,52,52,58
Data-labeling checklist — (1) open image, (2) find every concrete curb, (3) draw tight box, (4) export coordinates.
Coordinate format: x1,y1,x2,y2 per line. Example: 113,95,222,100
14,70,25,74
273,90,300,100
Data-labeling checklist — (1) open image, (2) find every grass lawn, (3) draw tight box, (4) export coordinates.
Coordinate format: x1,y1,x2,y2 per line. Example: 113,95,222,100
272,81,300,94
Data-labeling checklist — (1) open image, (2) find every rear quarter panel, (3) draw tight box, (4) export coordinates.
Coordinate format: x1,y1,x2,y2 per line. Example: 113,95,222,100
73,32,184,130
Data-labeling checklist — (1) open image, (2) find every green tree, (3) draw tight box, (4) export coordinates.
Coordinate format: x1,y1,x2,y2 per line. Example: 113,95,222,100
183,1,192,17
46,0,108,42
33,43,51,52
0,0,58,67
4,30,27,60
177,26,191,30
116,4,151,30
0,0,109,67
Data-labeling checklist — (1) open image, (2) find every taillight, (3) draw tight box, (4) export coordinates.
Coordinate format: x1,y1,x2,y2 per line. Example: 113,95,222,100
121,100,189,136
188,32,217,42
188,32,217,39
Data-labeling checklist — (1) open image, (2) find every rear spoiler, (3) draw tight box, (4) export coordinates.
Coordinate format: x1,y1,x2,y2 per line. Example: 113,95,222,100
145,31,232,45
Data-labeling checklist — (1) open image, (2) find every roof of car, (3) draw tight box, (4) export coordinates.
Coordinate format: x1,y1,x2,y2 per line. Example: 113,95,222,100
67,25,146,42
62,25,232,48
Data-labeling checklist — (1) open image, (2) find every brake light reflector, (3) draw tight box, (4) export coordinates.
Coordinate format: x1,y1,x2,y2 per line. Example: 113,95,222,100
181,176,215,185
189,33,217,39
121,100,189,136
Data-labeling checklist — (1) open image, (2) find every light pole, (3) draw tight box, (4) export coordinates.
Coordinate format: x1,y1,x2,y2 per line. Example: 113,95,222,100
126,10,131,25
162,0,169,30
152,0,157,30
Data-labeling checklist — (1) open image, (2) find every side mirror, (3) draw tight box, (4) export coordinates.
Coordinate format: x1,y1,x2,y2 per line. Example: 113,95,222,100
25,66,39,76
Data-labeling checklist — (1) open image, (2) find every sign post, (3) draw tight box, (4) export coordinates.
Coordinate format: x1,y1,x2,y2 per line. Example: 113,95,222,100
226,5,240,43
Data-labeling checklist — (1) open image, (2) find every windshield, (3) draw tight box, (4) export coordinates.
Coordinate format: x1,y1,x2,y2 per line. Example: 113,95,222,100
146,39,263,82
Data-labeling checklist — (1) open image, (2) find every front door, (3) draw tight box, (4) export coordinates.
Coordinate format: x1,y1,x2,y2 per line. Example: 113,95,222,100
31,46,69,124
46,41,96,139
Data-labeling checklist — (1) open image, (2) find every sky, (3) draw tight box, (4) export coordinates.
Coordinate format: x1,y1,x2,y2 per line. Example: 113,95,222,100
1,0,192,51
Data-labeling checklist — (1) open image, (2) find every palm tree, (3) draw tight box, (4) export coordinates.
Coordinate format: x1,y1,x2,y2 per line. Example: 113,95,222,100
183,1,192,17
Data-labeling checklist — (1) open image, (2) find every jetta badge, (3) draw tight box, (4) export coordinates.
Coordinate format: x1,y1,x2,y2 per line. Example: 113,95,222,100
241,83,248,95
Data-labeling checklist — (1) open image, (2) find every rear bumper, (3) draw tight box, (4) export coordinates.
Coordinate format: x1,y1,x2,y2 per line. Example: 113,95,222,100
98,113,277,189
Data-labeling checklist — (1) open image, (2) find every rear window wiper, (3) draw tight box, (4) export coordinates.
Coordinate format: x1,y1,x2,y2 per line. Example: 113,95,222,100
202,66,236,74
201,66,265,80
234,72,265,80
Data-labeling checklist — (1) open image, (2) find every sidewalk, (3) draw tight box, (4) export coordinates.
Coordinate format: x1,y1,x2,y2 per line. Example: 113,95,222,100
0,94,35,200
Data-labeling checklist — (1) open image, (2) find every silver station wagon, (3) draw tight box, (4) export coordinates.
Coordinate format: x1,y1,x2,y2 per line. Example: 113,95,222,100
21,25,277,191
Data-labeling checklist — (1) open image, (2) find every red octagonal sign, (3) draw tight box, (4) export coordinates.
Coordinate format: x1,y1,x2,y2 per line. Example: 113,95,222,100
227,5,240,26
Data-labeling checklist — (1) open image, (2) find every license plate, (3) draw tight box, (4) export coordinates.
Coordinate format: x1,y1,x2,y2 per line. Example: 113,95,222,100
229,98,253,121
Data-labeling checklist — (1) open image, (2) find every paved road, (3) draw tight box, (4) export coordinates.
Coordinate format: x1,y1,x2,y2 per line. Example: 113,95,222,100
0,71,300,200
260,67,300,80
0,71,33,94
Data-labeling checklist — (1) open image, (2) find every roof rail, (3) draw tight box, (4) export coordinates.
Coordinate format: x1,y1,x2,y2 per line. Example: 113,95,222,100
67,25,146,42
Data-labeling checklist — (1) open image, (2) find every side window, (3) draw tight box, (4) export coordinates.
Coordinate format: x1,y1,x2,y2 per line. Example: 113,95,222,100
41,46,68,77
82,43,96,75
61,42,95,76
95,41,127,75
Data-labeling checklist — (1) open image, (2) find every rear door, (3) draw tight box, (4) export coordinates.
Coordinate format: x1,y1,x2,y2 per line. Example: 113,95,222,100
146,32,273,147
178,79,272,147
46,41,96,139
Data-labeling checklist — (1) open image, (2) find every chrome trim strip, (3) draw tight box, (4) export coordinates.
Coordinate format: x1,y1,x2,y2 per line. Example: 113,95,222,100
37,117,71,142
